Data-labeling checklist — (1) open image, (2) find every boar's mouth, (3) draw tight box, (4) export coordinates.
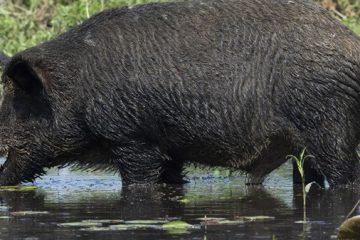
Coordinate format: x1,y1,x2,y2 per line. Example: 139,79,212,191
0,146,46,186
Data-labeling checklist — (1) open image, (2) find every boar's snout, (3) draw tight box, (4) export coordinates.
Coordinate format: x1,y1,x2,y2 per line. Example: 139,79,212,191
0,146,47,186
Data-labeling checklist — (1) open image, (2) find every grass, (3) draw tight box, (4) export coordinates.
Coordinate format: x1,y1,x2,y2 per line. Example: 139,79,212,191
0,0,360,57
342,17,360,35
0,0,163,56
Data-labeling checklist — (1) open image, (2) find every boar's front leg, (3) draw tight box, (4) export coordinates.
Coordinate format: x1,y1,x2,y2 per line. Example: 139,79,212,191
111,143,184,185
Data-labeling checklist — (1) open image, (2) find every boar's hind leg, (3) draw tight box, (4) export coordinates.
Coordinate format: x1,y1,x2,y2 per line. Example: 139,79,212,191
112,143,184,185
312,146,358,188
302,131,359,188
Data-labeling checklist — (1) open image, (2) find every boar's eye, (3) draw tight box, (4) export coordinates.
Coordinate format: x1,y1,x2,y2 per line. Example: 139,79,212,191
6,60,44,96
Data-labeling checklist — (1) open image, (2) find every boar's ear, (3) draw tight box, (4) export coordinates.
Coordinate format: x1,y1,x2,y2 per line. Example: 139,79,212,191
5,60,47,96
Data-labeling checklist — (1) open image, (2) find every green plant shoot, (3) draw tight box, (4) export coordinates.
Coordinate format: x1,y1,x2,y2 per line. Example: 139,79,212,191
287,148,314,223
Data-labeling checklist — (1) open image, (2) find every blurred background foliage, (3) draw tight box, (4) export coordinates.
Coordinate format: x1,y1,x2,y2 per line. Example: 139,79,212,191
316,0,360,34
0,0,359,56
0,0,161,55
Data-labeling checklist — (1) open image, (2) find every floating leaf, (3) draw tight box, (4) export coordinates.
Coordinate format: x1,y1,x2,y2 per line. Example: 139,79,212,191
162,220,194,234
125,220,168,224
215,220,245,225
58,221,102,227
197,217,240,225
196,217,227,221
243,216,275,221
178,198,190,204
81,219,124,224
338,215,360,239
80,226,111,231
197,216,273,225
109,223,156,231
11,211,49,216
162,220,192,230
0,186,37,192
162,220,192,229
65,218,195,234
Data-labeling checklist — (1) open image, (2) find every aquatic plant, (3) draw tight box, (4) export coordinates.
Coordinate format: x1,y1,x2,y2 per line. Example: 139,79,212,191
287,148,314,222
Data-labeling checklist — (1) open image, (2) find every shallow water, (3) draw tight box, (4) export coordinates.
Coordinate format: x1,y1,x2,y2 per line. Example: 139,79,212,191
0,163,358,240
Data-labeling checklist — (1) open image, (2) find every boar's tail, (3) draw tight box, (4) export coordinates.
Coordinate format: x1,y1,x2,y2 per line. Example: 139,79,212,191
0,51,9,69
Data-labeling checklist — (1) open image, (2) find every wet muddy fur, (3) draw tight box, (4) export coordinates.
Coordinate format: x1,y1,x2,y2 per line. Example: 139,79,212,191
1,0,360,187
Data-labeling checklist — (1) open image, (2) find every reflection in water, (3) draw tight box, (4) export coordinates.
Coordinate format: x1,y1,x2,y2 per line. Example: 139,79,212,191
0,165,358,239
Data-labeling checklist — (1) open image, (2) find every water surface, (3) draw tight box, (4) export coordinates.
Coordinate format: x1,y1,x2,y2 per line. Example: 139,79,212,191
0,163,358,240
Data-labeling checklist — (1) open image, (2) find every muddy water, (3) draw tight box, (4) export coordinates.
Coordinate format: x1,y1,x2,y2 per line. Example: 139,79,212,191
0,162,358,240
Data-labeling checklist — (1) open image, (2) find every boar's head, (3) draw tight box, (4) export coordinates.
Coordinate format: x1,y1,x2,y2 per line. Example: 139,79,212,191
0,48,94,185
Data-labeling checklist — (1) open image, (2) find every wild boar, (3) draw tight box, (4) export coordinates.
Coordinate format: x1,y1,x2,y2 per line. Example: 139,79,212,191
1,0,360,187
